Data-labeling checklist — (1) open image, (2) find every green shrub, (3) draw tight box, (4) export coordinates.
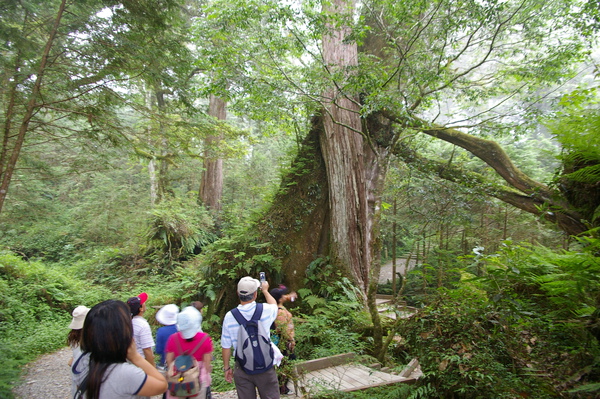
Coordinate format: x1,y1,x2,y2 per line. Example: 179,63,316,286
0,251,111,398
397,286,558,398
145,195,217,267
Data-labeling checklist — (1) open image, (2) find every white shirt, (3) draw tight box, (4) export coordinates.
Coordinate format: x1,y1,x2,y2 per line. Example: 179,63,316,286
132,316,154,354
221,301,278,352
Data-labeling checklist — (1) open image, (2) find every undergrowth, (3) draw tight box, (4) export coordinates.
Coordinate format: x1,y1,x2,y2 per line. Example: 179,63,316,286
0,251,112,397
5,235,600,399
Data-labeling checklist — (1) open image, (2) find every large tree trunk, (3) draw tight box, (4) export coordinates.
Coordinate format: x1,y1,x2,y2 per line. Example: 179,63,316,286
320,0,392,360
199,94,225,212
0,0,67,214
208,120,330,317
321,0,370,292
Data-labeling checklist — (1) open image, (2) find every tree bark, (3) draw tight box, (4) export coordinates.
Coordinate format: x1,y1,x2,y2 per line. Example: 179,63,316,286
319,0,396,360
321,0,370,292
0,0,67,214
199,94,225,212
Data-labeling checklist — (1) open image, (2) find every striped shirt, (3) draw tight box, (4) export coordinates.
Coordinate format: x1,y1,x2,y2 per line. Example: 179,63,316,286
221,301,278,353
132,316,155,354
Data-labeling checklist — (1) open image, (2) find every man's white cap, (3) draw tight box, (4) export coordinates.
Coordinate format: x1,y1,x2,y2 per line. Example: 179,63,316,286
238,276,261,295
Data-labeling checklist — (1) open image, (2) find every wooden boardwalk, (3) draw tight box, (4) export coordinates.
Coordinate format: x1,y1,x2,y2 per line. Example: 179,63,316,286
292,353,422,397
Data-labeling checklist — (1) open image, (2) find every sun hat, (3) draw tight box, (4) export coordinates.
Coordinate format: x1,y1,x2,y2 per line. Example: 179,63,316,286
237,276,261,295
176,306,202,339
68,305,90,329
156,304,179,326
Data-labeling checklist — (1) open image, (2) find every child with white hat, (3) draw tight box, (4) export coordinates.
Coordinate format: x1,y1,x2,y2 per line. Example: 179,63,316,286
67,305,90,366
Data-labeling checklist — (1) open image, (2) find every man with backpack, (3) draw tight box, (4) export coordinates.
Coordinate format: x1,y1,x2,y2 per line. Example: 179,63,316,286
221,276,280,399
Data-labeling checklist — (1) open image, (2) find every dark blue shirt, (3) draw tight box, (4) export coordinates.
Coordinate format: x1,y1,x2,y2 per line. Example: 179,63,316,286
155,324,178,366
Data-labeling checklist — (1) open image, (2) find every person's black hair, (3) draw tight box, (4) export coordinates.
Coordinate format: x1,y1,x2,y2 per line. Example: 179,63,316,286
80,299,133,399
238,292,255,302
270,285,288,303
127,296,142,317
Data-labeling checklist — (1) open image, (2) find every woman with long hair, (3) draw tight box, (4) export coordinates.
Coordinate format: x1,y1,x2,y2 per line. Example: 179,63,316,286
71,299,167,399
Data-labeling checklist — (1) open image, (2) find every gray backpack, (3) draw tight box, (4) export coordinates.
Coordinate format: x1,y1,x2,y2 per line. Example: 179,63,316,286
231,303,274,374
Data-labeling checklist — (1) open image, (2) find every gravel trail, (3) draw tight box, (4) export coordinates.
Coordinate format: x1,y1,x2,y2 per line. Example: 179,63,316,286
13,347,238,399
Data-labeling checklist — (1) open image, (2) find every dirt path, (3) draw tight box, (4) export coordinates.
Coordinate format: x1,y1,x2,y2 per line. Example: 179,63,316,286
13,347,238,399
13,347,73,399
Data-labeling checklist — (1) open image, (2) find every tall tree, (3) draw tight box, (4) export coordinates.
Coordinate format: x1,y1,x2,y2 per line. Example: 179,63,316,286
1,0,68,213
320,0,371,291
199,94,226,212
198,0,594,359
0,0,191,215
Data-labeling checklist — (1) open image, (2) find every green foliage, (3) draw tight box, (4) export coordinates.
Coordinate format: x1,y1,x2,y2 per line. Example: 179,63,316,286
310,384,415,399
480,238,600,322
300,257,363,306
291,260,369,360
397,238,600,397
0,251,111,398
145,195,217,266
294,305,367,361
398,286,557,398
1,222,80,262
543,87,600,225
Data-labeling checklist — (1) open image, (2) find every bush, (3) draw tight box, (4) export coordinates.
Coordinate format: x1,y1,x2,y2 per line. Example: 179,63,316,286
397,286,556,398
0,251,111,398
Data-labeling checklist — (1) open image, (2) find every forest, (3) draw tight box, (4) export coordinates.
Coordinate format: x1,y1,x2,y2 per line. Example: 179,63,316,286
1,0,600,397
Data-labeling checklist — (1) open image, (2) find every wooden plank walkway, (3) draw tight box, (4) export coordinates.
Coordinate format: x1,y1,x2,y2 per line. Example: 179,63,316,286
292,353,422,397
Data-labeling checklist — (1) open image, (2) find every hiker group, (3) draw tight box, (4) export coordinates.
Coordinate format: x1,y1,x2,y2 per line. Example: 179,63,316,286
68,275,296,399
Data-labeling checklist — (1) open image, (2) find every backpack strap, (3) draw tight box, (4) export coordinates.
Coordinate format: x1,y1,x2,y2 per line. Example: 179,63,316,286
73,374,89,399
231,303,263,326
175,332,185,354
188,334,209,357
231,308,246,326
176,332,209,357
252,303,263,321
72,353,89,399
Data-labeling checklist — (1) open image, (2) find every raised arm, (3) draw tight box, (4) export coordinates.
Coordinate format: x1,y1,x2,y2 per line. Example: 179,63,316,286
261,281,276,305
127,341,167,396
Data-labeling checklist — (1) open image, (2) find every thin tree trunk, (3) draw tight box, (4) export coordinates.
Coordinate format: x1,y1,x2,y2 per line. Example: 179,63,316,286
199,94,225,212
145,90,159,205
503,204,508,240
1,49,23,181
392,198,397,295
148,158,158,205
155,89,171,202
0,0,67,214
